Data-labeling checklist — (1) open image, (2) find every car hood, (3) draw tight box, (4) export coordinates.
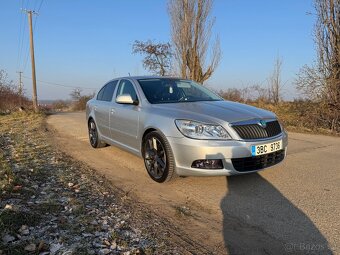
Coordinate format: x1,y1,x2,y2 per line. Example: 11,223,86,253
151,100,276,124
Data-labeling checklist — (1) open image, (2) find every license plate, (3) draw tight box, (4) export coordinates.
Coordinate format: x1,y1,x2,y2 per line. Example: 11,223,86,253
251,140,282,156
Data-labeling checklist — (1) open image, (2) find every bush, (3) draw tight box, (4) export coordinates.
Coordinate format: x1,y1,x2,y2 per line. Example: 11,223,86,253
70,88,94,111
218,87,339,135
52,100,71,111
0,70,31,113
71,95,93,111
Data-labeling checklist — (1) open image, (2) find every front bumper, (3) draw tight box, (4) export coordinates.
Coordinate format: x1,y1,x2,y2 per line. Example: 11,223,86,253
167,131,288,176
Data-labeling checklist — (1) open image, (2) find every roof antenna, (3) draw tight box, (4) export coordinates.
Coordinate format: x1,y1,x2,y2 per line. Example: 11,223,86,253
128,72,131,76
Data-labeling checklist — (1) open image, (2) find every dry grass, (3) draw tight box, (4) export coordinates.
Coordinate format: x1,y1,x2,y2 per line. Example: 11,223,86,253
219,86,339,135
0,112,198,254
0,113,43,193
248,101,340,136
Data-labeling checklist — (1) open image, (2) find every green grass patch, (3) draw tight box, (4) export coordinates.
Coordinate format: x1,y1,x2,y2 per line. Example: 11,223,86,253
0,243,28,255
0,210,40,234
34,201,63,214
0,153,17,195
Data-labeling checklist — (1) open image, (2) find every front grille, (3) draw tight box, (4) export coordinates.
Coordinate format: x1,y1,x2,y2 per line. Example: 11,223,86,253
231,149,285,172
232,120,281,139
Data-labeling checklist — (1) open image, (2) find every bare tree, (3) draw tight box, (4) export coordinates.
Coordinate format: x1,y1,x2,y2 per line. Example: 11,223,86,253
70,88,94,111
132,40,172,76
296,0,339,131
219,88,245,103
70,88,82,101
315,0,339,80
168,0,221,83
251,84,270,102
295,64,325,100
218,84,270,103
269,55,283,104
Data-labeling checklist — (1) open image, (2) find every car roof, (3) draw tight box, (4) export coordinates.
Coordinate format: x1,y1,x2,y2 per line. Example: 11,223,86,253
115,75,186,80
99,76,192,90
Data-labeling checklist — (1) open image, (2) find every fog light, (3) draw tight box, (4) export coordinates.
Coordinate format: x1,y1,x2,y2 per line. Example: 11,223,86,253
191,159,223,169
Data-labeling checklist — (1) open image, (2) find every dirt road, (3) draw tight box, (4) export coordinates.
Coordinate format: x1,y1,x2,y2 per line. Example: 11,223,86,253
47,112,340,254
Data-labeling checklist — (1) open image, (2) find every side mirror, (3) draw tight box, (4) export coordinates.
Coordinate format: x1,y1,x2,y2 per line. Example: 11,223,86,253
116,94,138,105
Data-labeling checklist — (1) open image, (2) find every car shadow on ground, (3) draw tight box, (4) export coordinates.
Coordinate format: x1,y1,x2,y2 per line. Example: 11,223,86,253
220,173,333,254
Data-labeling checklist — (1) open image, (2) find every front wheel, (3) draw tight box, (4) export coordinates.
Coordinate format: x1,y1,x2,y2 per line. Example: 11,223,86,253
142,131,176,183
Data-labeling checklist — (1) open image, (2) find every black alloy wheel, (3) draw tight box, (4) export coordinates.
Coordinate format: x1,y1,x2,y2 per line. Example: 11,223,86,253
88,119,105,148
142,131,176,183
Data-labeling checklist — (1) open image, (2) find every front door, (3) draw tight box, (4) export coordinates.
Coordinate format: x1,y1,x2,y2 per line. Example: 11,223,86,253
109,79,140,151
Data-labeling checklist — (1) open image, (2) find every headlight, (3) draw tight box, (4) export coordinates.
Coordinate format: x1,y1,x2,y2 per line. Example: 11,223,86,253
175,120,232,140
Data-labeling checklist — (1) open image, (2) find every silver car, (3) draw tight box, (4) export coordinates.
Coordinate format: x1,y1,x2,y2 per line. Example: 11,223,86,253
86,76,288,183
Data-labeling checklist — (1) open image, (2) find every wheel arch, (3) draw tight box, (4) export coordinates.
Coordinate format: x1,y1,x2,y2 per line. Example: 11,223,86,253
88,116,95,126
141,127,171,153
141,128,157,153
87,114,98,128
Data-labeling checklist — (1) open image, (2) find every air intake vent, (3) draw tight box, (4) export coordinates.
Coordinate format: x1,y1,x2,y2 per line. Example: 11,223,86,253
232,149,285,172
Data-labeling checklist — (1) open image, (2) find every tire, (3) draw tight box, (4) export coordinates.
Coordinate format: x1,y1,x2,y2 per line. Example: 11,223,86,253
88,119,106,148
142,131,176,183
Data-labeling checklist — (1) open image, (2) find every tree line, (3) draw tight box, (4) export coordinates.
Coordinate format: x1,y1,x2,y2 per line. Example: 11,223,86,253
133,0,339,133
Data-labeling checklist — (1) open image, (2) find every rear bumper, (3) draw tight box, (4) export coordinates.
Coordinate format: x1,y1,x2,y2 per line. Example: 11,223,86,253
167,131,288,176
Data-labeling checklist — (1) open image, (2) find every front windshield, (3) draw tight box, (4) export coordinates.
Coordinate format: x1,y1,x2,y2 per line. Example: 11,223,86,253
138,78,222,104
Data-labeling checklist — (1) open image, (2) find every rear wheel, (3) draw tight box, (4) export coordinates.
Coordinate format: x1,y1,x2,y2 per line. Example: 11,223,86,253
142,131,176,183
88,119,106,148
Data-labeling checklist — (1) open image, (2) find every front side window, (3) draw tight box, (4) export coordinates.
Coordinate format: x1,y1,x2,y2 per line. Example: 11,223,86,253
116,79,138,102
138,78,222,104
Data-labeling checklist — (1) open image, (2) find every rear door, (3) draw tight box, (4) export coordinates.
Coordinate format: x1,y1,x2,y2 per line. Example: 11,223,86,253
110,79,140,150
94,81,118,138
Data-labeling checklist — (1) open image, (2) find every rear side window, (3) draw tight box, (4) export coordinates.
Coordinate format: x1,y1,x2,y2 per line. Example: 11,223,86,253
116,79,138,102
97,80,118,102
97,86,106,100
102,80,118,101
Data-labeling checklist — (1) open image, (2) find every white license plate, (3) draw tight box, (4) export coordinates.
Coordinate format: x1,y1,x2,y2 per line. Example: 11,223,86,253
251,140,282,156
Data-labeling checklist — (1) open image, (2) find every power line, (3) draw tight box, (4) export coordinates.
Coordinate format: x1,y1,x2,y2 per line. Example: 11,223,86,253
21,0,32,72
22,75,98,90
17,0,31,71
22,37,31,72
19,0,30,71
36,0,44,13
16,0,25,70
32,0,39,12
24,0,30,11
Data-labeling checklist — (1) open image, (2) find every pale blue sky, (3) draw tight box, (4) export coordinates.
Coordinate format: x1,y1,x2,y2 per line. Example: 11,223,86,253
0,0,316,100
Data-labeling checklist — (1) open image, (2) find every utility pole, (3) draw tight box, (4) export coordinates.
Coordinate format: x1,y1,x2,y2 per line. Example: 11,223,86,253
17,71,23,96
23,10,39,113
17,71,23,106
